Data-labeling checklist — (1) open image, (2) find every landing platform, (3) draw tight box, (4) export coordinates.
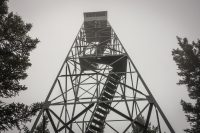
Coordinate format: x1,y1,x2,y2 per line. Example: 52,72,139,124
79,54,127,72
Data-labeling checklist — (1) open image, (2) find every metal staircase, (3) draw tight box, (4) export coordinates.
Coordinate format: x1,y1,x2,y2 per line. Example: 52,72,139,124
86,72,121,133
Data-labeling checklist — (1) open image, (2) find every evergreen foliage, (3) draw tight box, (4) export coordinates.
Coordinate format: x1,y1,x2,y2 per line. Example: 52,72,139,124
133,116,158,133
23,115,50,133
0,0,40,131
172,37,200,133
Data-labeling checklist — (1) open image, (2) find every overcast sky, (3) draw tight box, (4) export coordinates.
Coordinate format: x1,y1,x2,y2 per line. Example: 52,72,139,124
6,0,200,132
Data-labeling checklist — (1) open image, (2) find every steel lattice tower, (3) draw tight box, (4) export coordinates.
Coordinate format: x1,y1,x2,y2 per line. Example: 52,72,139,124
30,11,175,133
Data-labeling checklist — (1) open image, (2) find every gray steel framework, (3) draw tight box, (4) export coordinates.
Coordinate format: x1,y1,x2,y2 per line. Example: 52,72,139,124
30,11,175,133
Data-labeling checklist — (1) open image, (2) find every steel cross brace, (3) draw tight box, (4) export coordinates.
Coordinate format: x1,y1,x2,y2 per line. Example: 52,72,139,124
104,103,145,128
58,103,95,132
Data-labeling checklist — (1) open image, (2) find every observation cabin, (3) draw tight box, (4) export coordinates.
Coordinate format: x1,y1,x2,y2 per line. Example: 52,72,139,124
84,11,107,22
83,11,111,52
80,11,127,73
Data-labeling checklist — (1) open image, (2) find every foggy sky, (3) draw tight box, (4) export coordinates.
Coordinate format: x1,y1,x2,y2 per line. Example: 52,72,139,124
6,0,200,132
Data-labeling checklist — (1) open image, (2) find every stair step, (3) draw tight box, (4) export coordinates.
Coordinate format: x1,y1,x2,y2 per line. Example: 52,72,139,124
108,80,116,86
92,119,104,127
103,90,113,96
105,87,115,94
99,102,109,109
85,129,93,133
100,96,108,101
96,107,107,115
94,113,104,120
90,124,102,132
109,78,118,84
110,73,120,80
100,97,111,104
107,82,115,89
103,92,112,99
109,76,117,81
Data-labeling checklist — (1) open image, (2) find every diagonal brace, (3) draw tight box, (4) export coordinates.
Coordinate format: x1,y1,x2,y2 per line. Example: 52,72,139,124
58,103,95,132
105,104,145,128
143,103,153,133
48,108,74,133
46,109,58,133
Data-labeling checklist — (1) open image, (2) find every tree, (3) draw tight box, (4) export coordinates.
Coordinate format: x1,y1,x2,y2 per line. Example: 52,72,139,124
23,115,50,133
172,37,200,133
0,0,41,131
132,116,158,133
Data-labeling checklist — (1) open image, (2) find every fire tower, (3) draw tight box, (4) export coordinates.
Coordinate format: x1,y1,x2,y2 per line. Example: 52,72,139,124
31,11,175,133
